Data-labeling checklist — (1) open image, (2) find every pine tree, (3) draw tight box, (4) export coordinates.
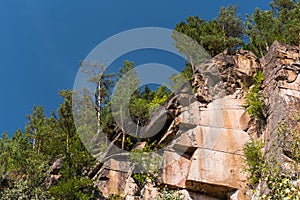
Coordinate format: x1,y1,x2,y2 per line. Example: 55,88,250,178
246,0,300,57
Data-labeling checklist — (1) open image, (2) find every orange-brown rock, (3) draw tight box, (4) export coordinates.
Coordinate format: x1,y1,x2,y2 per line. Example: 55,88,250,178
93,41,300,200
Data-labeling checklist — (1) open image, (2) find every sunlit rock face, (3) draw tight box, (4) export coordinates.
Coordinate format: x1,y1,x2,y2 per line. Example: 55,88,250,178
250,41,300,199
161,94,250,199
93,42,300,200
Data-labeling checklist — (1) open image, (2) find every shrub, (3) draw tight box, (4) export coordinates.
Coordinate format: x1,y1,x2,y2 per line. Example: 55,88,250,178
130,141,160,189
244,70,265,120
243,118,300,198
49,177,95,200
243,138,265,187
156,187,185,200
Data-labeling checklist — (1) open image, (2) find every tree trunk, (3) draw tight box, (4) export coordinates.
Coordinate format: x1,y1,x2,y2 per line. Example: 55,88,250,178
120,106,126,150
122,130,125,150
189,56,195,72
222,24,226,44
265,42,269,52
97,80,101,135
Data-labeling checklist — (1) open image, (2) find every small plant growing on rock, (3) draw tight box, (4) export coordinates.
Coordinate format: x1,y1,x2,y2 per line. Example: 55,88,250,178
244,70,265,120
129,141,161,189
243,117,300,199
156,187,185,200
108,193,123,200
243,138,265,187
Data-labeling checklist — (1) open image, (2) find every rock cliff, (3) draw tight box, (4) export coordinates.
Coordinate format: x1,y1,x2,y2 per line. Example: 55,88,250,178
93,41,300,199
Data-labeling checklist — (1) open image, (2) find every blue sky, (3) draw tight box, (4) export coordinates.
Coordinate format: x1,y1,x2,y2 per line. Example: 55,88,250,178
0,0,270,136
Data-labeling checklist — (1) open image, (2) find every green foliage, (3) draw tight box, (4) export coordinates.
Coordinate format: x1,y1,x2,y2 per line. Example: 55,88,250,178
262,173,300,199
0,90,97,199
217,5,244,40
49,177,94,200
108,194,123,200
132,173,148,188
130,85,171,125
5,3,300,198
290,129,300,163
169,63,193,92
156,187,185,200
174,5,244,58
243,138,265,186
244,139,300,198
130,141,161,188
129,97,149,123
0,180,32,200
243,118,300,198
148,86,170,112
174,2,300,59
244,71,265,120
245,0,300,57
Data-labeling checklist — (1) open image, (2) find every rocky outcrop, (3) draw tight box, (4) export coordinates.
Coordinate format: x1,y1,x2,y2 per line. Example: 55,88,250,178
161,94,250,199
92,42,300,199
44,159,63,189
262,41,300,143
250,41,300,198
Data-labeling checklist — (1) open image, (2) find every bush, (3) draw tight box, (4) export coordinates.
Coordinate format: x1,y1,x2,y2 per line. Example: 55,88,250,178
49,177,95,200
244,70,265,120
243,118,300,198
108,194,123,200
243,138,265,187
156,187,185,200
129,141,161,189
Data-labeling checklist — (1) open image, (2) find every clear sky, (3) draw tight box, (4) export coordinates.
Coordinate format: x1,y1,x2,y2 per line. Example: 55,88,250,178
0,0,270,136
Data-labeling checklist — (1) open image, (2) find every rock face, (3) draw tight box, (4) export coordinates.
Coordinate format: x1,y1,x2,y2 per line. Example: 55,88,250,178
44,159,63,189
92,42,300,199
262,41,300,143
254,41,300,198
161,95,250,199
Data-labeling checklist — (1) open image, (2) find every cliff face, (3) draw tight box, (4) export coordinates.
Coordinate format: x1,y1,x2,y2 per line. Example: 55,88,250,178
93,42,300,200
256,41,300,198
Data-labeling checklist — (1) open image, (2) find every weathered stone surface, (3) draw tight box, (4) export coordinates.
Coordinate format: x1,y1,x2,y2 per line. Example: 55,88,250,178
198,96,245,129
239,111,251,131
171,127,198,151
194,50,259,98
234,49,260,77
161,150,192,188
124,177,139,197
140,182,158,200
44,174,62,189
140,108,170,139
161,94,249,198
197,126,249,154
96,169,128,197
186,148,247,198
287,69,298,83
44,159,63,189
96,159,134,198
175,101,201,129
106,158,131,172
50,159,63,174
172,125,248,155
262,41,300,146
